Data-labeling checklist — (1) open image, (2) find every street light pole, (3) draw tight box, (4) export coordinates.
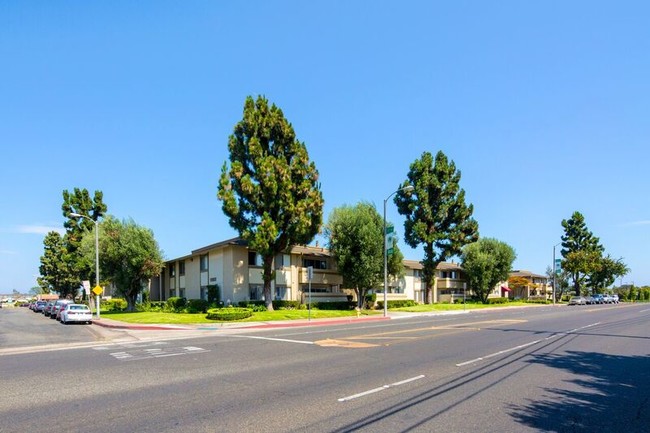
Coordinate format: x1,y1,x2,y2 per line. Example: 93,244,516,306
383,185,414,317
70,212,101,319
552,242,561,305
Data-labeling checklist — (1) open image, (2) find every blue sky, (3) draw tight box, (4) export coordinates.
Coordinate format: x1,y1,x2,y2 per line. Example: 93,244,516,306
1,1,648,292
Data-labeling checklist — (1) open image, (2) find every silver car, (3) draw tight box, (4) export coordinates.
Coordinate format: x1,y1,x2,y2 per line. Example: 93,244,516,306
569,296,586,305
60,304,93,324
51,299,74,320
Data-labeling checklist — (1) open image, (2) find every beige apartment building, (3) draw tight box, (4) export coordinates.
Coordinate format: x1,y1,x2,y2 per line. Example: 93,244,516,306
149,237,480,305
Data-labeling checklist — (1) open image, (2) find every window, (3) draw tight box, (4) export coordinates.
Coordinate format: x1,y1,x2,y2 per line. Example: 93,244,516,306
200,286,207,301
250,284,264,301
179,260,185,276
303,258,327,269
168,264,176,278
275,253,291,268
249,251,263,266
275,285,290,300
200,254,208,272
169,289,176,298
179,288,185,298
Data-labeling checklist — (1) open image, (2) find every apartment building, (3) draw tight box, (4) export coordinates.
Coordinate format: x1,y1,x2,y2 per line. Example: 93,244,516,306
150,237,487,305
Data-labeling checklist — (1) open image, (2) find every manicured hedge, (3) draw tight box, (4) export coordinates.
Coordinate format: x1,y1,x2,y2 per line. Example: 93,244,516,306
206,307,253,321
166,297,187,311
487,297,508,304
186,299,209,313
376,300,418,309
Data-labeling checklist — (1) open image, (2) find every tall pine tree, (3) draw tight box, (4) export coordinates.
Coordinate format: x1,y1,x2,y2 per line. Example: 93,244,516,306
395,151,479,303
218,96,323,310
560,211,603,295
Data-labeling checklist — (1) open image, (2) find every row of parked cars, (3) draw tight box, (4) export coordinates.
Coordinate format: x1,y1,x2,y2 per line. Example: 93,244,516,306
29,299,93,324
568,294,620,305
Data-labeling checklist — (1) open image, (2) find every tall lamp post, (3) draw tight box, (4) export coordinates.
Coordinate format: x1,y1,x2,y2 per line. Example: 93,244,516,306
552,242,561,305
70,212,101,319
383,185,414,317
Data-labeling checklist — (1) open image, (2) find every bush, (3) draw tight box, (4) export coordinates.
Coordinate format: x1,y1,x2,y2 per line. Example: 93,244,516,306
311,301,356,310
272,300,301,310
103,298,127,312
166,297,186,312
238,301,267,312
376,299,417,309
526,299,549,304
487,297,508,304
186,299,209,313
206,307,253,321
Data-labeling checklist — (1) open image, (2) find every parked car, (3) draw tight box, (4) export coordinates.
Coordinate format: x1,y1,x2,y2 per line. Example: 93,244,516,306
60,304,93,324
51,299,74,320
611,294,619,304
591,294,604,304
584,296,596,305
33,301,47,312
569,296,586,305
43,301,57,316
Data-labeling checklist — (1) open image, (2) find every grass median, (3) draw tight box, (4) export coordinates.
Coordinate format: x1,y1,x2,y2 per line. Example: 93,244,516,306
101,308,379,324
100,301,539,324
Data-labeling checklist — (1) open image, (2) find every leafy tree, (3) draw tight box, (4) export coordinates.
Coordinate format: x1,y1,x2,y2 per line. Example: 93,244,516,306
587,255,629,292
461,238,516,304
545,265,570,302
29,286,43,295
325,202,383,308
560,211,603,295
38,231,79,298
81,216,164,311
395,151,479,303
563,249,602,295
218,96,323,310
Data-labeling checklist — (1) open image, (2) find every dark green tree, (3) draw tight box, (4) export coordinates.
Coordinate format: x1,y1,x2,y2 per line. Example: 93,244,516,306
587,255,629,292
38,231,78,298
395,151,479,303
560,211,603,295
325,202,385,308
80,216,164,311
461,238,516,304
62,188,108,288
218,96,324,311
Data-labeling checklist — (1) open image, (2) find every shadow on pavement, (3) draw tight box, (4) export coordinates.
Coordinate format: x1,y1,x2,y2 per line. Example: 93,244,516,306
508,350,650,432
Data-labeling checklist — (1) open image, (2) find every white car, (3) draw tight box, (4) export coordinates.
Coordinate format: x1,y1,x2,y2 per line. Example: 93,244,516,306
60,304,93,324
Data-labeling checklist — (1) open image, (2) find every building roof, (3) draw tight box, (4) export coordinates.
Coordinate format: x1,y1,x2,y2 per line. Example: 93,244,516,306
403,260,463,271
510,270,547,280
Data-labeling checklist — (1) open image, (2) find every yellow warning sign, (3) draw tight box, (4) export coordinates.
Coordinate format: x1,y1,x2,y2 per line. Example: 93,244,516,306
92,285,103,296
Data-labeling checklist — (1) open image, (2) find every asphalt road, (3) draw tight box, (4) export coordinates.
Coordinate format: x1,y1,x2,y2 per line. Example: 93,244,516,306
1,304,649,433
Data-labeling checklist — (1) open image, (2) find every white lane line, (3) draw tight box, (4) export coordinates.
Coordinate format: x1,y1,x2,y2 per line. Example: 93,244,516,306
639,309,650,313
229,335,314,345
456,322,601,367
338,375,425,402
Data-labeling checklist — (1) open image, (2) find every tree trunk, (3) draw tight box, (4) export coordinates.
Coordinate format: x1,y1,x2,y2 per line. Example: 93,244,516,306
262,255,275,311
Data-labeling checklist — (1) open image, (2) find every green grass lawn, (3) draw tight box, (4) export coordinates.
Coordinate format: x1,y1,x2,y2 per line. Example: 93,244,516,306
392,301,533,312
102,308,378,324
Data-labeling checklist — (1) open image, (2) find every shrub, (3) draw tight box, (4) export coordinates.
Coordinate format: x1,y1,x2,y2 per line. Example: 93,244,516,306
103,298,127,312
526,299,548,304
238,301,267,312
272,300,300,310
166,297,186,312
311,301,356,310
487,297,508,304
376,299,417,309
206,307,253,321
186,299,209,313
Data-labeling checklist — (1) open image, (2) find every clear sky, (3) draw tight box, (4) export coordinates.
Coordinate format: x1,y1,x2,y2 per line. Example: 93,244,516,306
1,1,648,293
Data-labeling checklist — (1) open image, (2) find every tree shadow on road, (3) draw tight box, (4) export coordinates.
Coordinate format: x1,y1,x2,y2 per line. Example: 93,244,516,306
508,350,650,432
